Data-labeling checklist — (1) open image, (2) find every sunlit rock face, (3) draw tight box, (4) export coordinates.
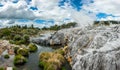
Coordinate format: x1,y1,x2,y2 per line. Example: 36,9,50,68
31,24,120,70
71,25,120,70
51,25,120,70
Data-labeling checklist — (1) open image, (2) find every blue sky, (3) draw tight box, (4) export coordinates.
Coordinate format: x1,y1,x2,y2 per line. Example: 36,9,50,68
0,0,119,27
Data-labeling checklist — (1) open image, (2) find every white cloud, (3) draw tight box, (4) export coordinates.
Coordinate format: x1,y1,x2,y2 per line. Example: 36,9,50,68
100,16,120,21
0,0,96,28
30,0,71,22
1,0,119,27
82,0,120,18
69,9,95,27
0,19,15,27
30,0,59,10
0,0,37,20
0,0,72,26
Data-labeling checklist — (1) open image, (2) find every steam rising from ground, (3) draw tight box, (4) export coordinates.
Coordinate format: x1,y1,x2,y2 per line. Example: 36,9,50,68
70,10,95,27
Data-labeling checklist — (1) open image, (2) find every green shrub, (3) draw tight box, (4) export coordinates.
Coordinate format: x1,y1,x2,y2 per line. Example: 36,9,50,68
9,35,29,45
18,40,25,44
23,35,29,43
14,47,20,54
17,48,29,57
9,40,15,44
62,67,66,70
28,43,38,52
4,54,10,59
0,25,40,43
0,67,4,70
13,67,17,70
2,29,11,36
14,55,27,65
13,35,22,41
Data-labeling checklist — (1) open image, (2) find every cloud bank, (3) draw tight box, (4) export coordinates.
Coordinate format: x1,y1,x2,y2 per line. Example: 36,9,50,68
0,0,119,28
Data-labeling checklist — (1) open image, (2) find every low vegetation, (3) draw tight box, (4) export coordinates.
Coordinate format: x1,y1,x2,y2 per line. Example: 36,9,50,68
39,52,65,70
39,47,67,70
0,67,4,70
0,22,77,45
4,54,10,59
13,44,37,65
17,48,29,57
94,20,120,26
54,48,65,55
28,43,38,52
0,25,39,45
14,47,20,54
14,55,27,65
42,22,77,30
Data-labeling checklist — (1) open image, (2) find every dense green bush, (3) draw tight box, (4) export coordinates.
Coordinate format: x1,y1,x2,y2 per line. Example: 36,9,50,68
28,43,38,52
17,48,29,57
14,55,27,65
13,35,22,41
4,54,10,59
11,35,29,45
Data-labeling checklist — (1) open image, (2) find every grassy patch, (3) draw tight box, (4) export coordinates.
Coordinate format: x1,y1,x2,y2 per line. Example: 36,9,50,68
54,48,65,55
39,51,65,70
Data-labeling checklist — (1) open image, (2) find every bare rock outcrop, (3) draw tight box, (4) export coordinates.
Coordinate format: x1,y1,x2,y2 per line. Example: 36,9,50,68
31,25,120,70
